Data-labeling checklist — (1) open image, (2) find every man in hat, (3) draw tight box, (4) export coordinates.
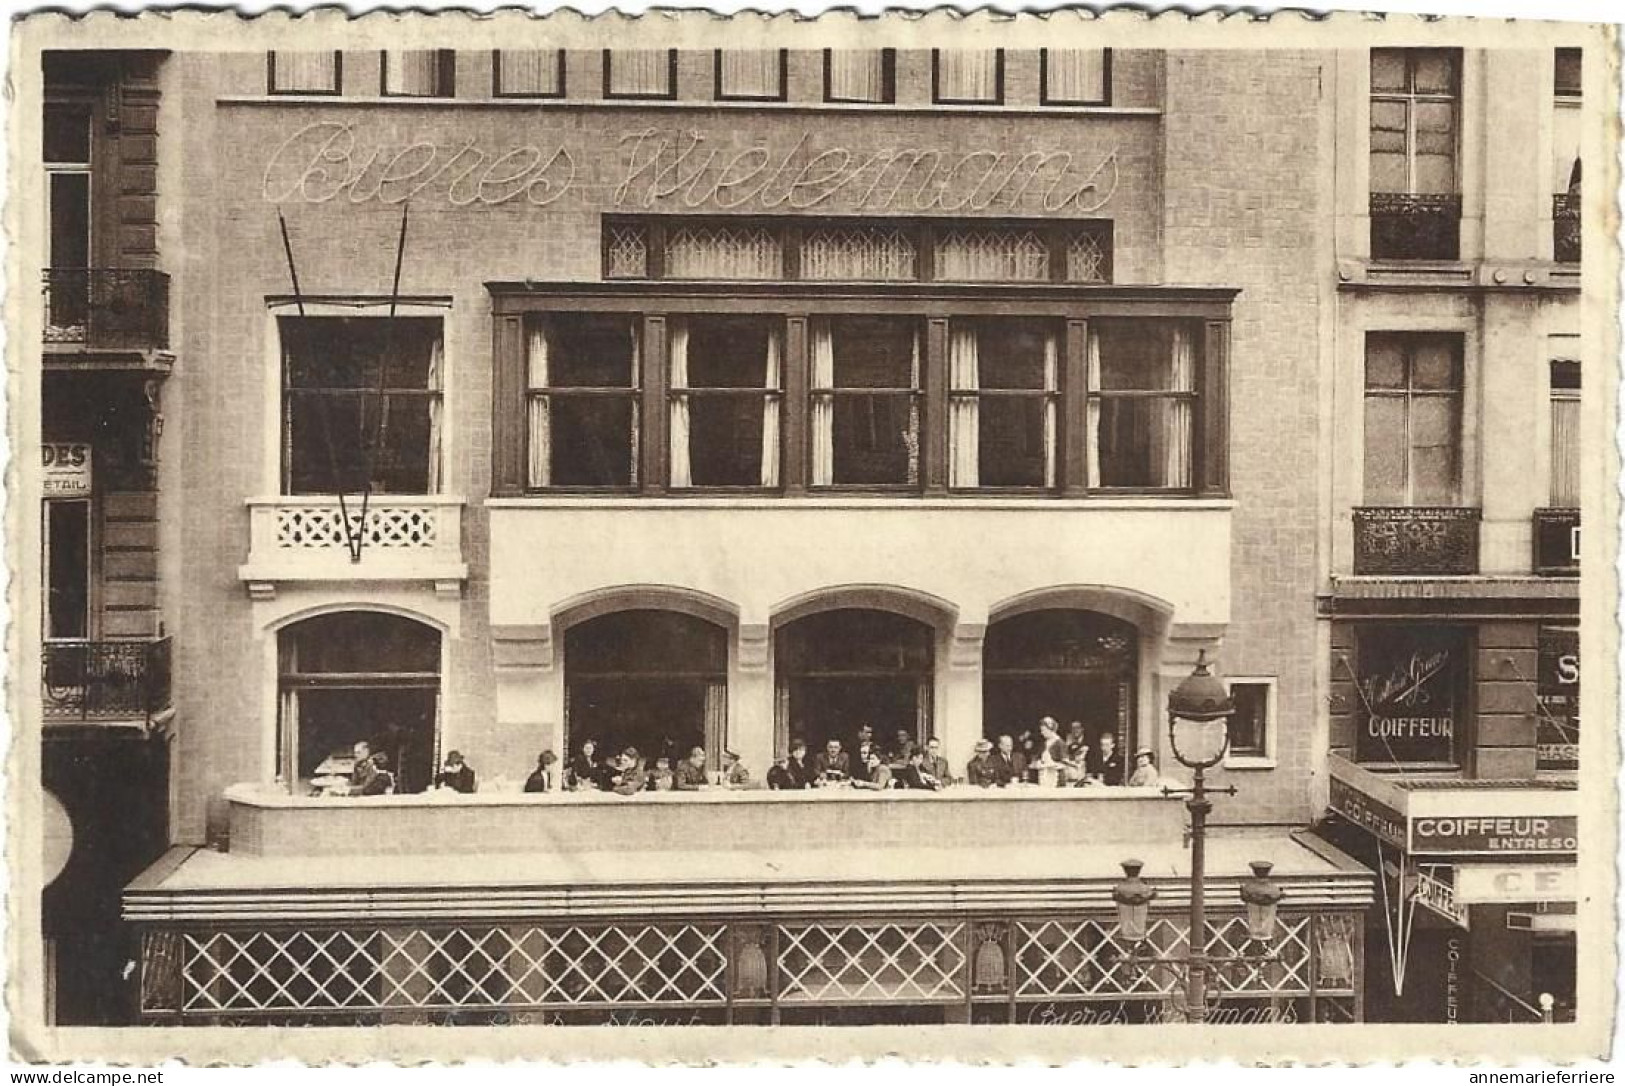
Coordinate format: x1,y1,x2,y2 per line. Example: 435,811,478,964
723,750,751,788
359,751,395,796
785,738,815,789
434,750,477,794
966,738,1000,787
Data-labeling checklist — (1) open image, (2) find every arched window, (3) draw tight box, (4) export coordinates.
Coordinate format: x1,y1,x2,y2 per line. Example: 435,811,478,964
564,610,728,770
982,609,1138,763
774,608,934,756
277,612,441,795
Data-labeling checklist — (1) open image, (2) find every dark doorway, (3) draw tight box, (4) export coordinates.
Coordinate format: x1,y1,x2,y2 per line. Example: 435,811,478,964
775,608,934,754
982,609,1138,751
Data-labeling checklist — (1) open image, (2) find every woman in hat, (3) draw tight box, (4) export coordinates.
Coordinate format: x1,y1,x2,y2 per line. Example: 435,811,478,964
1128,747,1160,788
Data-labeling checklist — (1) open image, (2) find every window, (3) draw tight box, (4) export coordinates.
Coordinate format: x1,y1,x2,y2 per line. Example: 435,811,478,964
775,609,933,756
280,316,444,496
1224,679,1274,765
1088,320,1199,490
1352,625,1466,767
933,49,1003,105
527,314,641,489
715,49,786,101
1041,48,1111,106
1369,48,1461,260
949,319,1060,489
824,49,894,104
44,499,90,641
1552,49,1582,263
268,51,342,95
602,217,1111,285
1362,333,1462,506
982,610,1137,757
810,316,922,488
604,49,677,99
44,102,91,333
669,315,782,488
1550,355,1580,507
493,48,564,97
381,50,455,97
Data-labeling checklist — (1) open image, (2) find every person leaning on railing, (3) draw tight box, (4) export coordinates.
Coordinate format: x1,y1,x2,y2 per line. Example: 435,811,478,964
673,747,710,791
524,750,558,793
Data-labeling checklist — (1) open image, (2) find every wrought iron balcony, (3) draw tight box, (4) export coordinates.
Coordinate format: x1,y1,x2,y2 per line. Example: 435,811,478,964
1369,193,1462,262
42,268,171,351
42,637,172,725
1352,506,1480,575
1552,193,1581,264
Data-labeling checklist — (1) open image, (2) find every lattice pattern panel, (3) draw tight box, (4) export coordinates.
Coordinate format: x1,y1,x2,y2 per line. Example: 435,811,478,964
664,225,784,280
934,229,1049,282
1066,228,1109,283
800,227,918,281
1013,916,1313,1000
778,922,966,1003
605,225,650,279
276,505,439,550
178,925,728,1013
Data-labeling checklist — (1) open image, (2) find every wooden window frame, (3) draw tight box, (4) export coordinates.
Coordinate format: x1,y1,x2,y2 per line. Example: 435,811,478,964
822,48,896,105
714,49,789,103
931,48,1006,106
492,48,567,99
603,48,680,101
1369,47,1461,197
667,313,786,495
1362,331,1465,507
1223,677,1276,768
379,49,457,98
267,51,344,96
525,313,645,494
1087,318,1207,497
1038,48,1113,108
946,316,1065,495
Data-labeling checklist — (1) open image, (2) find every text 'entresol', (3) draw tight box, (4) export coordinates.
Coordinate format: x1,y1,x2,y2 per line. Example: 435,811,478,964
261,122,1121,214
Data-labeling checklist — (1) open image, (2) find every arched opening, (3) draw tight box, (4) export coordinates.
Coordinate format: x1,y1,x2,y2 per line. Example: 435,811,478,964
277,611,442,795
982,609,1139,771
774,608,935,756
564,610,728,771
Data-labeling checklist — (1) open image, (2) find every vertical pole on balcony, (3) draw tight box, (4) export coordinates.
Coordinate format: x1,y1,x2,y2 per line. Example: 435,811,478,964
354,202,412,564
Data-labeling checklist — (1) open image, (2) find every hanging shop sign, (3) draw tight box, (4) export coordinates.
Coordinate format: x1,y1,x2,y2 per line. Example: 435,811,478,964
1536,626,1580,772
1353,627,1465,765
1414,867,1470,929
42,443,93,497
1533,508,1580,576
1328,776,1407,849
1453,864,1577,905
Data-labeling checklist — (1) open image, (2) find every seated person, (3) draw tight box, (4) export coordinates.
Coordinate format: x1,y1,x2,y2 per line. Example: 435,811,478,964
359,752,395,796
813,739,851,786
608,748,646,796
1086,731,1126,786
524,750,558,793
723,750,750,788
1065,721,1090,769
887,728,917,767
991,734,1026,787
851,749,893,791
966,738,1000,787
673,746,710,791
350,741,376,792
896,749,943,791
922,736,953,786
767,754,799,791
567,739,602,792
854,724,877,756
649,756,675,791
785,739,815,789
1128,747,1161,788
434,750,477,794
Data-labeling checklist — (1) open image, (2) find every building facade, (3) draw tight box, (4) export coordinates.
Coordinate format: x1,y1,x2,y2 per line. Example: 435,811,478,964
22,31,1591,1029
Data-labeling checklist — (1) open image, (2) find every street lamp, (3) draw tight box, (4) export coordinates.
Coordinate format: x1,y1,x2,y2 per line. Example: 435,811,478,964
1108,651,1287,1024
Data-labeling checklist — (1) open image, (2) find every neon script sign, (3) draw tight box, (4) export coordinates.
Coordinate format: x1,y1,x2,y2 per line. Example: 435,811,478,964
261,122,1121,214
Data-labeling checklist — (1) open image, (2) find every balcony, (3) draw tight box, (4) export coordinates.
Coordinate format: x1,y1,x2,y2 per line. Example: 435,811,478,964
42,268,170,354
42,637,172,727
1352,506,1480,576
1552,193,1581,264
239,495,468,600
1369,193,1462,262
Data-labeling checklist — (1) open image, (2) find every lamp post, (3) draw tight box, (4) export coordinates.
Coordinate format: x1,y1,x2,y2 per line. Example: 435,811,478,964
1109,651,1286,1024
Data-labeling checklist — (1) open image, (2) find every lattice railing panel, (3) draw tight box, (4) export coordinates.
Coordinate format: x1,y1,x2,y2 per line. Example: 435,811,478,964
800,227,918,281
275,505,440,550
1066,228,1109,283
180,925,727,1013
1206,915,1311,996
665,225,784,280
605,225,650,278
935,229,1049,282
778,922,965,1003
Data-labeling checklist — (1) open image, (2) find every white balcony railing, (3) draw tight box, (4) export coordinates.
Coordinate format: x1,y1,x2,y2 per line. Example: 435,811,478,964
239,495,467,599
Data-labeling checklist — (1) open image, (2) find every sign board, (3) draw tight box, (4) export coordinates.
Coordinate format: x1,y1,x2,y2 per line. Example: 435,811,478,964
1354,627,1465,765
42,443,93,497
1328,776,1407,849
1414,867,1470,928
1536,626,1580,772
1453,864,1577,904
1410,816,1577,856
1533,508,1580,576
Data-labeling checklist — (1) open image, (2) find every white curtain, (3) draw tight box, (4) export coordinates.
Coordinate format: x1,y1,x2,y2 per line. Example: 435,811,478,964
384,50,441,96
525,324,550,488
720,50,781,98
704,682,728,765
937,50,1000,101
425,337,444,494
1086,328,1103,488
828,49,886,102
609,50,671,96
274,51,339,93
810,320,836,486
1552,100,1582,193
498,49,560,95
1162,326,1195,488
948,325,980,488
761,329,782,487
628,325,642,485
1044,48,1108,103
907,329,922,485
1551,395,1580,505
668,320,692,488
1043,331,1060,488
